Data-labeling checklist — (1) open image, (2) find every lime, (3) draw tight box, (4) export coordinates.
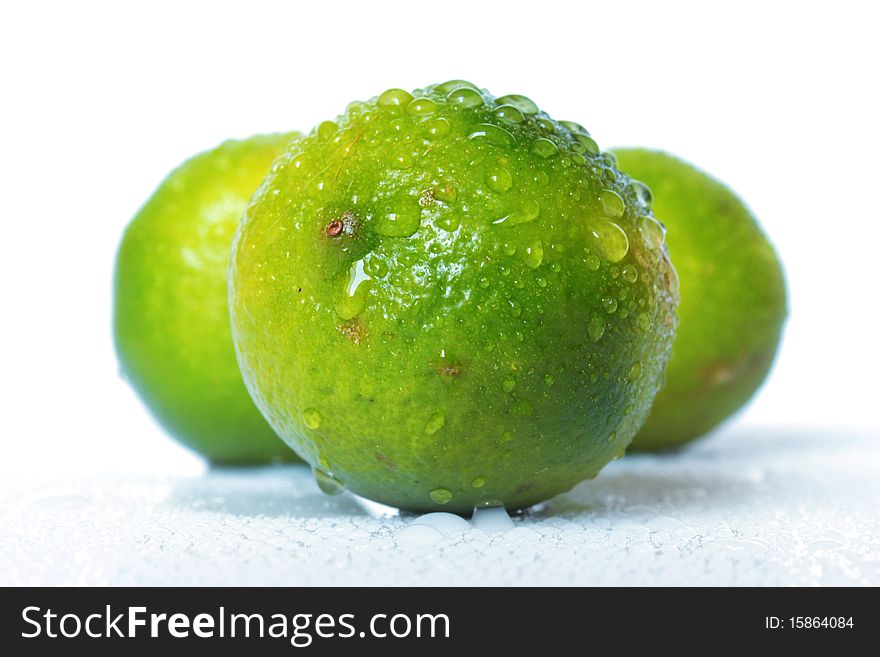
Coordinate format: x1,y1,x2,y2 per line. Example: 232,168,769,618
114,133,299,463
613,149,787,450
230,85,678,510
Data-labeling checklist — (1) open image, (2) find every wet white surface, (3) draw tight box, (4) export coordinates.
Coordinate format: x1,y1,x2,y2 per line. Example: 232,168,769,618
2,426,878,586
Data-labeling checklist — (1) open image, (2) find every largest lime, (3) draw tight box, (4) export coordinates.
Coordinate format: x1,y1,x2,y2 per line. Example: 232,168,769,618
230,83,679,512
114,133,299,464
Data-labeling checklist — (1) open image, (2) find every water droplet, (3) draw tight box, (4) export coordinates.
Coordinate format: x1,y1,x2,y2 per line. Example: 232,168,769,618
588,314,606,341
638,215,666,249
424,410,446,435
624,404,634,416
478,276,490,288
429,488,453,505
628,361,642,381
435,212,461,232
494,105,524,123
560,120,590,136
585,254,601,271
508,299,522,317
602,152,618,168
606,431,617,444
637,312,653,331
631,180,653,210
373,204,420,237
572,134,600,155
395,524,443,545
435,79,477,93
426,117,451,137
365,257,389,278
502,374,517,393
499,430,514,444
493,199,540,226
471,476,487,488
446,87,484,107
536,276,547,288
468,123,515,147
406,97,438,116
314,468,345,495
499,264,511,276
588,220,630,263
317,120,338,140
495,94,539,114
513,278,524,289
502,242,517,256
377,88,413,108
433,183,458,202
392,152,414,169
471,505,514,532
544,373,555,386
622,264,638,283
487,167,513,192
602,296,618,314
517,241,544,271
335,258,372,319
531,138,559,158
535,171,549,186
535,117,556,133
303,408,323,429
599,189,626,218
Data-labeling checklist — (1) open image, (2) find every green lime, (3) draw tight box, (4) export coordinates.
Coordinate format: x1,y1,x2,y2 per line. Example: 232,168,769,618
613,149,787,450
114,133,300,464
230,84,679,511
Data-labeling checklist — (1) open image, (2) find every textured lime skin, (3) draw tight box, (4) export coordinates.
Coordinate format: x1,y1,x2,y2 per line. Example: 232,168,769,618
230,84,678,512
115,134,300,464
613,149,787,450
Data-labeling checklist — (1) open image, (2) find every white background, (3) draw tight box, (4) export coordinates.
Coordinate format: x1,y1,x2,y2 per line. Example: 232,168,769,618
1,0,878,477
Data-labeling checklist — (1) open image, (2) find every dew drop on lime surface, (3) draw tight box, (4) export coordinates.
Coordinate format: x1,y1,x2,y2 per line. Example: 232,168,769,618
446,87,484,107
628,361,642,381
429,488,454,505
522,239,544,269
631,180,653,210
531,138,559,158
495,94,539,114
377,88,413,108
468,123,515,147
303,408,323,429
487,167,513,192
588,220,630,263
423,410,446,435
335,258,372,319
598,189,625,218
588,314,606,342
373,204,421,237
638,215,666,249
406,97,438,116
314,468,345,496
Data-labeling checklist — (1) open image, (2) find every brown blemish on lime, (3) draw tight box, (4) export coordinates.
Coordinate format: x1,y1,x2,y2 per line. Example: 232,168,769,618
338,319,366,344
